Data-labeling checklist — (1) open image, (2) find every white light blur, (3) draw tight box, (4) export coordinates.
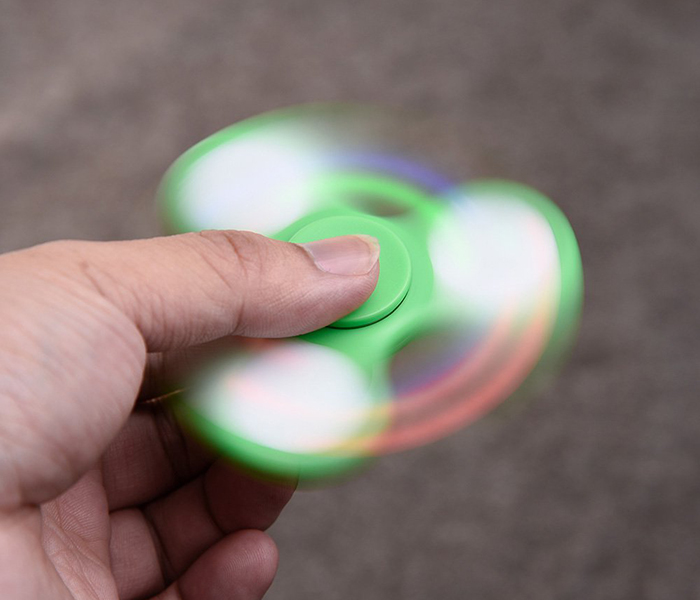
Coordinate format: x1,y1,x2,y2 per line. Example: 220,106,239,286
191,342,375,454
179,132,319,235
430,194,560,313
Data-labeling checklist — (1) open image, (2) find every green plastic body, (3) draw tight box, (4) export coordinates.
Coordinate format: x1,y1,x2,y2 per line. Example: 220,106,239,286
157,118,584,481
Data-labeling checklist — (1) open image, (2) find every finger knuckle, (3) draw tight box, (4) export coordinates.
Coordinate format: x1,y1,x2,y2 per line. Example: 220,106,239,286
193,230,267,282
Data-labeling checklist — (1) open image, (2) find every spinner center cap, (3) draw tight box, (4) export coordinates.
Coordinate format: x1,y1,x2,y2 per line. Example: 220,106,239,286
290,216,412,328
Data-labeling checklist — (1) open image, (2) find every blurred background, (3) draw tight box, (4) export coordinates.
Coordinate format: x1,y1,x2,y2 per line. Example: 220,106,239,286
1,0,699,598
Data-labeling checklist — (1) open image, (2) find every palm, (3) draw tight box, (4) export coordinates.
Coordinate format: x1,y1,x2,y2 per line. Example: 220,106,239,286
37,402,293,600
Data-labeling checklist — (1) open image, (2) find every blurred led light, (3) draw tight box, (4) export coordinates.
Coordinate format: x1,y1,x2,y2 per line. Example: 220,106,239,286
189,342,377,454
178,132,319,235
430,192,560,314
333,151,457,192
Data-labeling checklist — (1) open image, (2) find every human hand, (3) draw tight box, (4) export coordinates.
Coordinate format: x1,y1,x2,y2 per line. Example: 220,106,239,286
0,231,379,600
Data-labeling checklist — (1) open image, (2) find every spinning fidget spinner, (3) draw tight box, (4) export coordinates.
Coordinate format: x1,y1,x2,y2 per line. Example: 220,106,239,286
157,104,583,482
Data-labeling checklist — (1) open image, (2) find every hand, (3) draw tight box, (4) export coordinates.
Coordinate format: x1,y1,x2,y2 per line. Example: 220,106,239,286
0,231,379,600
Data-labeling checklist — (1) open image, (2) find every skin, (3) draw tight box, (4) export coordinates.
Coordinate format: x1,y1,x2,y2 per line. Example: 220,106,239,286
0,230,378,600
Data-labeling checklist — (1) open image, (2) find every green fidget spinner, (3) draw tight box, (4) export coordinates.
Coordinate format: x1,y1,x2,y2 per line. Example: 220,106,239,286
157,104,583,482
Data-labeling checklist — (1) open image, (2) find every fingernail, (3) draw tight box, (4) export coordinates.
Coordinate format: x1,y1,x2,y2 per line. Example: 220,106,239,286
300,235,380,275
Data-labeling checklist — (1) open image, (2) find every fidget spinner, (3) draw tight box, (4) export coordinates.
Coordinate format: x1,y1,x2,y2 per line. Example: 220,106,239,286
157,104,583,482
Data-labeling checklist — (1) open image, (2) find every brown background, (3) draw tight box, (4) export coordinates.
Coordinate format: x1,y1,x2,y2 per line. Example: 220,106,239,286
2,1,700,598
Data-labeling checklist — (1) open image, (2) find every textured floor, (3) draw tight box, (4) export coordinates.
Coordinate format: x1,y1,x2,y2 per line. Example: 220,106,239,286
2,1,700,598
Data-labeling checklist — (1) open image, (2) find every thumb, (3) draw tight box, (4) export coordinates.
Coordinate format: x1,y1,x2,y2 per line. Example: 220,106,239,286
36,230,380,351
